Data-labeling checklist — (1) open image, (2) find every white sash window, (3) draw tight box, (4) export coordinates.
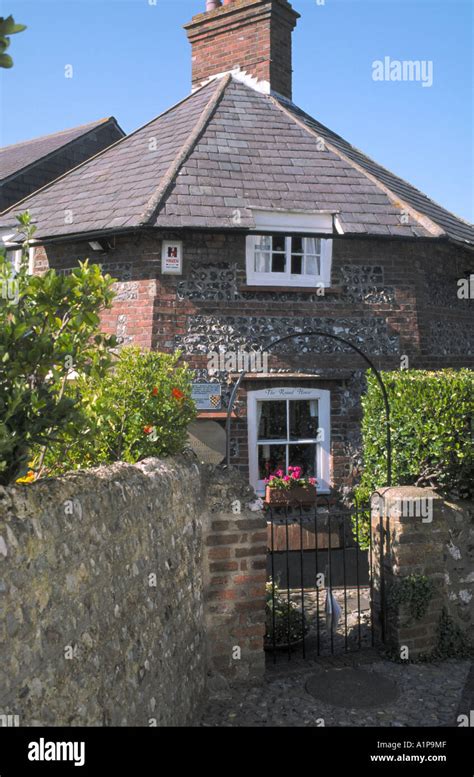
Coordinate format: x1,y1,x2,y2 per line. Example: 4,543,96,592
247,387,331,495
245,210,333,287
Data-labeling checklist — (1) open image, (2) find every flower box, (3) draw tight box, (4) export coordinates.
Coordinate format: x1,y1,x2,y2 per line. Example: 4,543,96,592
265,484,317,506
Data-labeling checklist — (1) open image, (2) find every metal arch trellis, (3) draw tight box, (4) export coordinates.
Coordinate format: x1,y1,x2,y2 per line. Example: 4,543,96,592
224,329,392,487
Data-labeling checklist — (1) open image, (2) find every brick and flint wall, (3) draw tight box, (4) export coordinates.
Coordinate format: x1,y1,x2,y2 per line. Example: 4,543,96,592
0,455,267,726
32,231,474,496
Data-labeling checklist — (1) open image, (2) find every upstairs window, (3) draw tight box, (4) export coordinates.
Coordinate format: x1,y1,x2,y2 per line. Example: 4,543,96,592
245,211,333,288
247,234,332,286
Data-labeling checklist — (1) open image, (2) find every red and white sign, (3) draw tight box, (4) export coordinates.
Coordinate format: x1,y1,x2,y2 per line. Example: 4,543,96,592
161,241,183,275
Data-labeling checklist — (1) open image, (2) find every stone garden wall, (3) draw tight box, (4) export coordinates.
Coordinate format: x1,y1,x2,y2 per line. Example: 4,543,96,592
371,487,474,659
0,455,266,727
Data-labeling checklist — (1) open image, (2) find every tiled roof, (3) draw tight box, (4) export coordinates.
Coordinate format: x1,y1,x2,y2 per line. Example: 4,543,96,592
275,97,474,246
0,77,472,246
0,118,122,182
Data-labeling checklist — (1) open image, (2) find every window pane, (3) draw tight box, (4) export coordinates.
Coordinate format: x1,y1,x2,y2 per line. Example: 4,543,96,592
258,444,286,480
258,400,287,440
289,400,319,440
305,255,320,276
292,236,303,254
291,254,303,274
304,237,321,256
255,251,271,273
272,233,285,252
255,235,271,251
288,443,317,478
271,253,286,273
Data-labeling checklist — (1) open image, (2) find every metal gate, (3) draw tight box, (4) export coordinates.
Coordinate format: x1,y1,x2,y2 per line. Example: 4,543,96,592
266,497,383,661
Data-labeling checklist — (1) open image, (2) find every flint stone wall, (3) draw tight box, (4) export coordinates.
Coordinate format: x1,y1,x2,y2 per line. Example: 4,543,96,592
0,455,266,727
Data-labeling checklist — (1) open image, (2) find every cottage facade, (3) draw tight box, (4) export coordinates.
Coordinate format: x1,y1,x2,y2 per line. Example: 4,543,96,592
1,0,472,497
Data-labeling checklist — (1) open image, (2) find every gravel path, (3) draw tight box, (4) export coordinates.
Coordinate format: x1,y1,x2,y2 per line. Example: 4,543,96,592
199,656,472,727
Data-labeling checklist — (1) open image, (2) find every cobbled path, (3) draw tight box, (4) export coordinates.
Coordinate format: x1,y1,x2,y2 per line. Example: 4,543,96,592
199,654,472,727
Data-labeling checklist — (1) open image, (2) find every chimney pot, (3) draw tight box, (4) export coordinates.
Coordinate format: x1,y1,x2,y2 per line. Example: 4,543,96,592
206,1,222,11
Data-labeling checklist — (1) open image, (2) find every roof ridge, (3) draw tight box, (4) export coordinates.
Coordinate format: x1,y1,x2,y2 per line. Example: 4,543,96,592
0,118,111,152
1,117,126,189
269,93,445,238
0,80,220,218
140,74,232,225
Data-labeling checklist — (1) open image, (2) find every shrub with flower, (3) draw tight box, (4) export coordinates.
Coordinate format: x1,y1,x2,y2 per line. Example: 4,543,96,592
264,466,317,491
43,347,196,474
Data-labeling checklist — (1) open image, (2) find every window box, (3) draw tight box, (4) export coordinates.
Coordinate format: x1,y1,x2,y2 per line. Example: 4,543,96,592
265,484,317,506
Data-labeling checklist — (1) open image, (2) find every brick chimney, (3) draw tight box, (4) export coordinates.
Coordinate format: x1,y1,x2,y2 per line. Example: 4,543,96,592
184,0,300,100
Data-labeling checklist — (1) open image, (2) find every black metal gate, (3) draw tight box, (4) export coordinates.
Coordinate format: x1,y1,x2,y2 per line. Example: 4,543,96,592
266,497,381,661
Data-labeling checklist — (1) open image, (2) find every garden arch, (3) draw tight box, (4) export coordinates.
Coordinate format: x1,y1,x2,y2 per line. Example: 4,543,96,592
224,329,392,487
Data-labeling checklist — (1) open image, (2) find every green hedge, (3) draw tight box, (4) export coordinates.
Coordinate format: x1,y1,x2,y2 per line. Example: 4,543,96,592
356,369,474,503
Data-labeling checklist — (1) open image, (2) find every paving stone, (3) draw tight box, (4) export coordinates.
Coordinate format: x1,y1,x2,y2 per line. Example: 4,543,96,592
198,657,471,727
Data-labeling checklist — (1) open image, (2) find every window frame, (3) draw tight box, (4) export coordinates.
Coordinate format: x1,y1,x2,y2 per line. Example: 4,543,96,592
247,387,331,495
246,233,332,287
1,232,34,275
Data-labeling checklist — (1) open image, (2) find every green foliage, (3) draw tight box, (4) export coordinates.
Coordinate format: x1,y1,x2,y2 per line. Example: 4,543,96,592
0,213,116,485
430,609,474,660
265,579,308,646
44,346,196,473
0,15,27,68
357,369,474,502
388,574,434,621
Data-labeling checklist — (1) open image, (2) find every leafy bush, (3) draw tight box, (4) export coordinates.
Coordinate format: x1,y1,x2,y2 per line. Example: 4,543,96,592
0,213,116,485
387,574,434,621
356,369,474,503
44,347,196,474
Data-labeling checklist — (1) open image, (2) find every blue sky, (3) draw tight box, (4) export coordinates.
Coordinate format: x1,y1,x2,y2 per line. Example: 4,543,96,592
1,0,473,221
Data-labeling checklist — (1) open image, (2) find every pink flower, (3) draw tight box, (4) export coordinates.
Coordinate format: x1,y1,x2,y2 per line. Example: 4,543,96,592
283,475,291,482
275,469,284,478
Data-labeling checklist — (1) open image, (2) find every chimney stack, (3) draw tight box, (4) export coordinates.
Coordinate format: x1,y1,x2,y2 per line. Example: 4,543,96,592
185,0,300,100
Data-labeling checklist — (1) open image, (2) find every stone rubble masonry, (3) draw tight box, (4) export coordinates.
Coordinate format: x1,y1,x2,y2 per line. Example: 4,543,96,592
371,486,474,659
0,454,267,726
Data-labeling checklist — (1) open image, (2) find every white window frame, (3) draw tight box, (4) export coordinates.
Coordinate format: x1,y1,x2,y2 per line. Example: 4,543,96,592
245,210,333,288
246,234,332,287
247,386,331,495
1,232,34,274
